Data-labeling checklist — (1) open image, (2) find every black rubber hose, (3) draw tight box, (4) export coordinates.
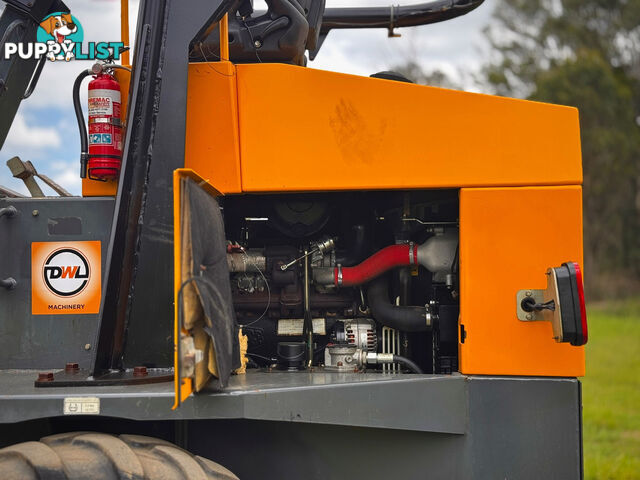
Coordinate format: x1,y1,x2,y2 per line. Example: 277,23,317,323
393,355,423,374
0,206,17,218
73,69,92,178
367,276,430,332
0,277,17,290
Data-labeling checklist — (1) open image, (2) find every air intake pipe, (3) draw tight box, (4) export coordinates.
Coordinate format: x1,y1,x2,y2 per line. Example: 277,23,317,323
316,231,457,287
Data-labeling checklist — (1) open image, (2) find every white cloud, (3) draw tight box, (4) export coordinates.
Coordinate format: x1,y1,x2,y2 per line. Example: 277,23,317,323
49,161,82,193
4,112,62,150
1,0,493,197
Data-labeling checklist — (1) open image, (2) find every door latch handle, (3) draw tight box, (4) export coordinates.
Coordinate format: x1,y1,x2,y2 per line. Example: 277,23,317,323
516,262,587,346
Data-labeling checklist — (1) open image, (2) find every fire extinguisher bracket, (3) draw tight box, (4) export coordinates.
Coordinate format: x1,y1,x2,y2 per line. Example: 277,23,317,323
516,262,588,346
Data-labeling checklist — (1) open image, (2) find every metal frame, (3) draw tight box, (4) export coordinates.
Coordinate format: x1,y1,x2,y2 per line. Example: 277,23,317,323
0,371,583,479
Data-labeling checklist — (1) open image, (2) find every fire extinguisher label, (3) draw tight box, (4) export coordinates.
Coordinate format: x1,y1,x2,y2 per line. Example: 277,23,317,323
89,133,112,145
88,89,121,116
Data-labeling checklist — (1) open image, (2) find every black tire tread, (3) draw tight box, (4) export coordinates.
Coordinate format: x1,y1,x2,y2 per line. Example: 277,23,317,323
0,432,238,480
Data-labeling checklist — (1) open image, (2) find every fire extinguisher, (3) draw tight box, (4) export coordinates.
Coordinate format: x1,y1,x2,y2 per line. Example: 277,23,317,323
74,63,126,181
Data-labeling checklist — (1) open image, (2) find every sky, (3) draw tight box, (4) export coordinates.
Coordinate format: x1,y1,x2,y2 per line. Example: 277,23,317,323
0,0,493,196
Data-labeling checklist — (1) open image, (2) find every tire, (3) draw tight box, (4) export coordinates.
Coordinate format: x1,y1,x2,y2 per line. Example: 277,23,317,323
0,431,239,480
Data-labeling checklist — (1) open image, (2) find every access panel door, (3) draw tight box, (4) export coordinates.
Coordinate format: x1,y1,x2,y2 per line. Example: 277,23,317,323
459,186,585,376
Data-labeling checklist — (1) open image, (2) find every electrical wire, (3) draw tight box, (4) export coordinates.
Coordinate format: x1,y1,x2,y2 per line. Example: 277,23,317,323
196,43,237,78
245,352,276,363
393,355,423,374
238,248,271,328
241,17,262,63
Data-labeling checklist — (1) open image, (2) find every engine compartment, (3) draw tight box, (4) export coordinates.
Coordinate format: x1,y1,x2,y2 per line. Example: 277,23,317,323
222,190,460,374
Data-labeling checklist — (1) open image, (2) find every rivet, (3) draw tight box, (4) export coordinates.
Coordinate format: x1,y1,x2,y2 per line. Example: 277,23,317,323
32,210,39,216
84,343,91,350
525,291,532,297
525,313,533,320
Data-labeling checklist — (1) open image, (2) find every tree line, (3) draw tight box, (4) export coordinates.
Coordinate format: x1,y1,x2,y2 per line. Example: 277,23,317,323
396,0,640,298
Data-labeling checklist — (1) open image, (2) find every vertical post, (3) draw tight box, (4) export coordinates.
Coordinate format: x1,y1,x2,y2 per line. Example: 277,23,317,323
121,0,130,65
219,13,229,61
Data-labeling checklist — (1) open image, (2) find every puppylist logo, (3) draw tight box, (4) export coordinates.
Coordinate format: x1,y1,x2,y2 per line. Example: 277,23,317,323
3,12,124,62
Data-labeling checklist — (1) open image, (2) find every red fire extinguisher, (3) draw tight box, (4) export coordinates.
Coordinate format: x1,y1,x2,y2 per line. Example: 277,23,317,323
74,65,122,181
87,73,122,180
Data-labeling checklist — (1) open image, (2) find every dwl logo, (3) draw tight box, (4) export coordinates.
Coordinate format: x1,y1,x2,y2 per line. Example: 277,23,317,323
3,12,124,62
43,248,90,297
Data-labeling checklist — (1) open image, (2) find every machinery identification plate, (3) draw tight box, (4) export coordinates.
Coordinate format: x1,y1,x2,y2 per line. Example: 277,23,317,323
31,241,101,315
63,397,100,415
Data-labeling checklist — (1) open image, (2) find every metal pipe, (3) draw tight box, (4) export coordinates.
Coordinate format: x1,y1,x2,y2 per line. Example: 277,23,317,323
321,0,484,33
303,249,313,366
121,0,130,65
219,13,229,61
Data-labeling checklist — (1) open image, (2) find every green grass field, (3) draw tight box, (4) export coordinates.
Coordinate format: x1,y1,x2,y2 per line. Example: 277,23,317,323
583,299,640,479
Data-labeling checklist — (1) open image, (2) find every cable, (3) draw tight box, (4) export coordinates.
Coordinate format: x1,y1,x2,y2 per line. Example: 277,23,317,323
241,17,262,63
238,248,271,328
393,355,423,374
245,352,276,363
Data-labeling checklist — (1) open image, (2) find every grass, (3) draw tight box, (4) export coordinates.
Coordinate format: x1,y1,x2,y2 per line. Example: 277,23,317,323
583,299,640,479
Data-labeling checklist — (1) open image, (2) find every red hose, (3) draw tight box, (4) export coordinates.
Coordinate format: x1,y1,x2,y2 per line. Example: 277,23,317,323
335,244,414,287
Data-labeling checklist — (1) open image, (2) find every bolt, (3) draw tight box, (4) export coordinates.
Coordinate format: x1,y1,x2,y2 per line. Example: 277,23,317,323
32,210,39,217
37,372,54,382
133,366,148,377
254,39,262,48
525,313,533,320
84,343,91,350
525,291,532,297
65,362,79,373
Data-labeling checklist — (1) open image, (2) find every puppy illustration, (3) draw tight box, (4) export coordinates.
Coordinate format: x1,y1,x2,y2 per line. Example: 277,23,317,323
40,13,77,61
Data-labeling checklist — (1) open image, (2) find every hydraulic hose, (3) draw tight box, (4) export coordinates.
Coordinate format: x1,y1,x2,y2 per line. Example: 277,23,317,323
393,355,423,374
0,277,17,290
73,69,92,179
0,206,17,218
367,276,430,332
336,244,415,287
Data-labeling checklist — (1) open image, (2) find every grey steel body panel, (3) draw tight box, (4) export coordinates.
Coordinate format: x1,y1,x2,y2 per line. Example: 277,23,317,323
0,197,114,369
0,371,582,479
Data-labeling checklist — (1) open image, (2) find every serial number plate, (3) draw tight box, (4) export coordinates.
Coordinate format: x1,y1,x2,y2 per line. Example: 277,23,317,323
63,397,100,415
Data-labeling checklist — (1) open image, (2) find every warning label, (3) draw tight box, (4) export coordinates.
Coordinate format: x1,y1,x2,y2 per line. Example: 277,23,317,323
88,96,112,116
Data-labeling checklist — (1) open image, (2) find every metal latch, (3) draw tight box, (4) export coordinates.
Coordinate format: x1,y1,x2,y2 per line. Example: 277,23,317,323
517,262,588,346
